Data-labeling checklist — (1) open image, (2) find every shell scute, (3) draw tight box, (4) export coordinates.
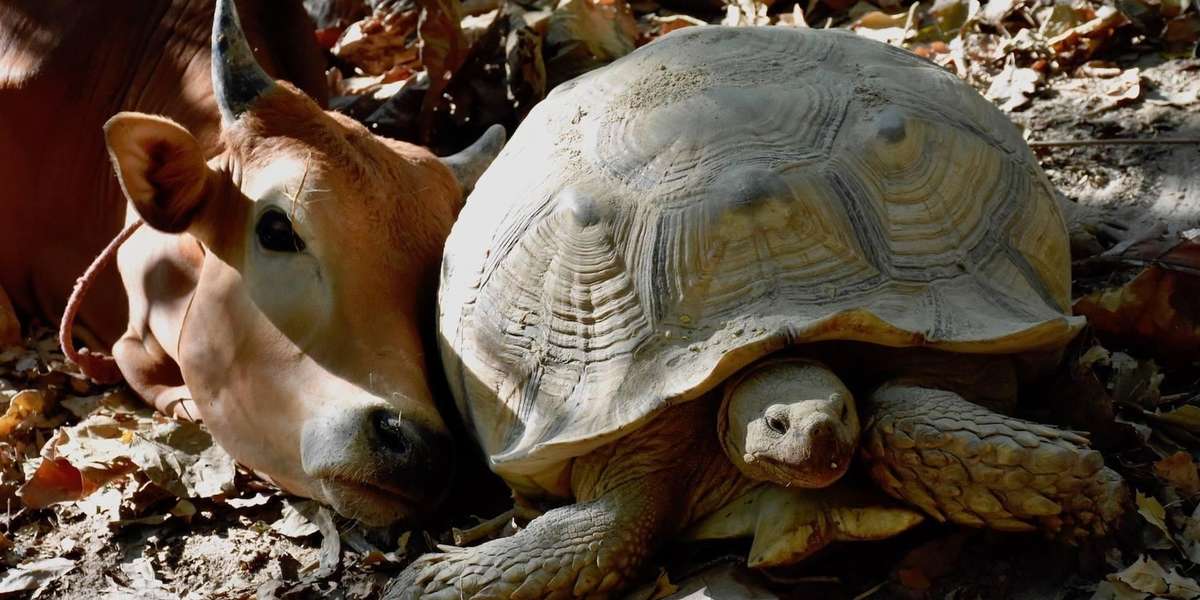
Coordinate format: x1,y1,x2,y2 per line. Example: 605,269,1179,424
439,26,1082,494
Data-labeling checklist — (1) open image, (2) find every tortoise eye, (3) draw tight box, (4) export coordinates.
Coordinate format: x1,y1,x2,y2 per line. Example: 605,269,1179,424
256,209,306,253
765,414,788,435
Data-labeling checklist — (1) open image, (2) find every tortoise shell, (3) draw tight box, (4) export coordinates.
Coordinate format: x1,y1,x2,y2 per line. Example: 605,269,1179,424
438,26,1083,496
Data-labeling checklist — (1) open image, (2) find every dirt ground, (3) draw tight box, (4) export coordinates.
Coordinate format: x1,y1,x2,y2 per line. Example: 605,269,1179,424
2,3,1200,600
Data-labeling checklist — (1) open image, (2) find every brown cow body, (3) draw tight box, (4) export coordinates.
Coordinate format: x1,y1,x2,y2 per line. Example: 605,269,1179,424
0,0,328,344
1,0,504,525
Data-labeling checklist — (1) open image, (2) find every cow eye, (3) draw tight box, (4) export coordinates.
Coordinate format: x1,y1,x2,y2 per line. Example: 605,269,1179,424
256,210,306,253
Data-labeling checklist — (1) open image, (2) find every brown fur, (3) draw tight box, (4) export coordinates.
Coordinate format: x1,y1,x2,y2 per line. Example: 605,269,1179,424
0,0,327,343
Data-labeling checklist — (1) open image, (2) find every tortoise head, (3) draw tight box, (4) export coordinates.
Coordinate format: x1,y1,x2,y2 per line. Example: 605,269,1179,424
719,358,859,488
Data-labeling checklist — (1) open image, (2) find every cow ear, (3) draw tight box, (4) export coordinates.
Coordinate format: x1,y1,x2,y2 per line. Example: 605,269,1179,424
104,113,211,233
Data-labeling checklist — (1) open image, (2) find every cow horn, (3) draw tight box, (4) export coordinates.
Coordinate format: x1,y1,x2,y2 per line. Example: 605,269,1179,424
212,0,276,123
440,124,507,195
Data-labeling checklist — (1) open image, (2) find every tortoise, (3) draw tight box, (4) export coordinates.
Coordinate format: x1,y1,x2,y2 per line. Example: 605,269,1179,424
390,25,1128,599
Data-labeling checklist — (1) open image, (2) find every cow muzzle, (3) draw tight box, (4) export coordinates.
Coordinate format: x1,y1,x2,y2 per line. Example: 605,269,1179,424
300,406,453,525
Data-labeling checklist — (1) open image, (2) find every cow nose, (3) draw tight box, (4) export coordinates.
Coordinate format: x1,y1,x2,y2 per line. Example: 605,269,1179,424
365,409,453,498
370,409,411,455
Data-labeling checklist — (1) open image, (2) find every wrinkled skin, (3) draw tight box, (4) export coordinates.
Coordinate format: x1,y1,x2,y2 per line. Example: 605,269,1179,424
2,0,482,525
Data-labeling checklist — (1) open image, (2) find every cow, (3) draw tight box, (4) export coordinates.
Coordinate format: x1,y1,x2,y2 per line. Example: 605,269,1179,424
2,0,504,525
0,0,330,347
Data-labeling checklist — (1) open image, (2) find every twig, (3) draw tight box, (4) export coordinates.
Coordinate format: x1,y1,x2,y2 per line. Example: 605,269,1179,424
853,581,887,600
899,2,919,44
1029,138,1200,148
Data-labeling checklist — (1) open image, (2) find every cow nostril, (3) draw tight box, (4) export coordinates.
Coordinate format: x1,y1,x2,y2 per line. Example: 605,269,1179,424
369,409,410,455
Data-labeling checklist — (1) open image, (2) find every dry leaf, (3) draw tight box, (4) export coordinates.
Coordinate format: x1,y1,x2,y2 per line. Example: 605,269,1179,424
0,389,50,438
850,7,912,45
986,60,1040,111
126,417,237,499
652,564,775,599
1091,579,1150,600
1074,241,1200,366
1156,452,1200,497
649,14,706,37
544,0,637,88
1136,492,1172,540
1181,503,1200,564
722,0,770,26
415,0,470,142
272,499,323,538
18,405,235,508
978,0,1018,26
226,492,274,508
1109,555,1200,599
332,10,422,76
18,415,139,508
0,557,76,595
1158,406,1200,433
313,505,342,578
1089,67,1141,113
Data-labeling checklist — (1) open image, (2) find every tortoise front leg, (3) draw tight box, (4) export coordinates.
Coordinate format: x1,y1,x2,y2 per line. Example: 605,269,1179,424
860,383,1128,539
386,488,673,599
384,401,724,600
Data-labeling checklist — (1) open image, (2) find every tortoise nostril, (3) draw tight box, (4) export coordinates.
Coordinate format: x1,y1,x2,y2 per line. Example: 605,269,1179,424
369,409,410,456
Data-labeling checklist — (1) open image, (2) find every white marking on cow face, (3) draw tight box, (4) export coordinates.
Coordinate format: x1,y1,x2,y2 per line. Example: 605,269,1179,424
239,156,334,340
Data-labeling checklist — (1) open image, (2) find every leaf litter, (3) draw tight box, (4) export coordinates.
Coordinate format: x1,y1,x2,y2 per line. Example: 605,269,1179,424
6,0,1200,597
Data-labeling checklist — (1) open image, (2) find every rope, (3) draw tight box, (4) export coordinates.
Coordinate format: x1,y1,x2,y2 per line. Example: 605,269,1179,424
58,219,145,384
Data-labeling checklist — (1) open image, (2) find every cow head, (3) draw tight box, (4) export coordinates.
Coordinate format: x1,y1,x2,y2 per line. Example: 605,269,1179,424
99,0,502,525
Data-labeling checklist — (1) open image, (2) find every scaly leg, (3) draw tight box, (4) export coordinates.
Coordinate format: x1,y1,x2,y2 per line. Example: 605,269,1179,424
861,383,1128,539
384,402,725,600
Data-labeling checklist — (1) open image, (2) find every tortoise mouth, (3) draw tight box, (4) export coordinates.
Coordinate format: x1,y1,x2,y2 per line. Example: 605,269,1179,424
745,448,854,488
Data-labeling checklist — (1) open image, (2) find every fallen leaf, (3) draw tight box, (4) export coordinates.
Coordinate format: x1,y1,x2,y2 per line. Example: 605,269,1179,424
0,389,50,438
1158,406,1200,433
332,8,422,76
986,60,1040,111
1109,555,1200,599
649,13,706,37
17,416,139,508
272,499,322,538
1156,452,1200,497
1182,503,1200,564
226,492,274,508
0,557,76,595
635,564,775,600
544,0,637,88
1091,579,1148,600
978,0,1017,26
1074,240,1200,366
722,0,770,27
1136,492,1172,540
1089,67,1141,113
126,417,237,499
313,505,342,579
18,403,235,508
415,0,470,142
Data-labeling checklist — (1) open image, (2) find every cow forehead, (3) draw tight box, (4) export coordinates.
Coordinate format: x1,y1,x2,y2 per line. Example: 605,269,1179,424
240,154,312,202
